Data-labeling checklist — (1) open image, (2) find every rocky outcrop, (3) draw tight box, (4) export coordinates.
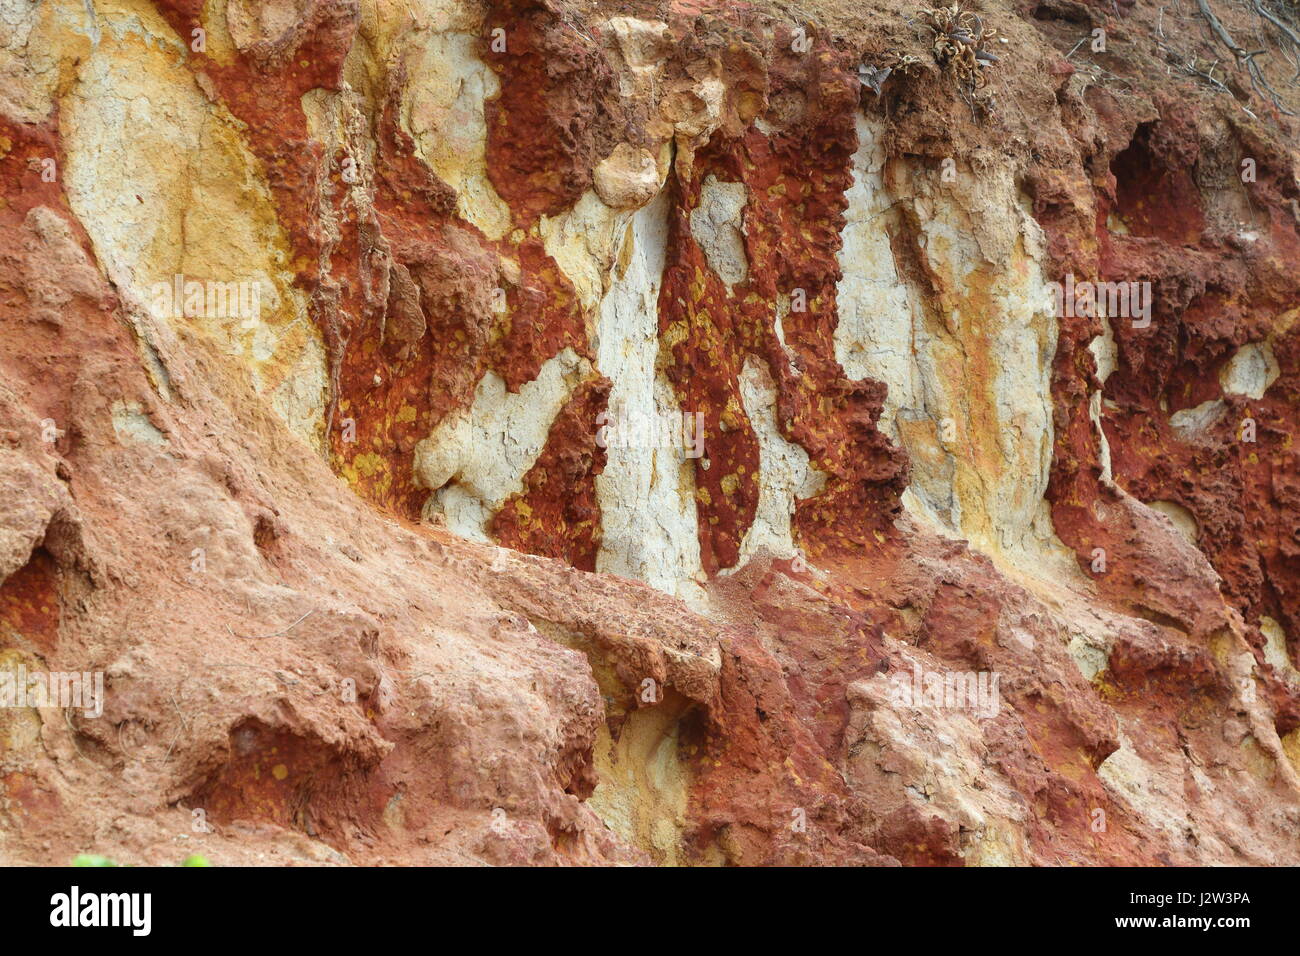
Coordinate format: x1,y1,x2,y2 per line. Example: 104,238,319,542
2,0,1299,865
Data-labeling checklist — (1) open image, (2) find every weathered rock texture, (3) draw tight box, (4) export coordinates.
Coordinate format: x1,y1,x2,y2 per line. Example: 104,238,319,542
2,0,1300,865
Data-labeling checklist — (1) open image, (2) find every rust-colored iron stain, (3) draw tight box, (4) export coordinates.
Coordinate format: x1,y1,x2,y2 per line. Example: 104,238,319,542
481,0,621,229
658,157,764,573
657,37,907,573
190,720,377,841
492,376,612,570
0,550,60,655
1,772,62,830
6,0,1299,868
1042,97,1300,736
147,1,597,521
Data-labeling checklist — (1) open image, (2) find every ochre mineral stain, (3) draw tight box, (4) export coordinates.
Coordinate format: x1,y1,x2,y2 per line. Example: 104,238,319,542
1,0,1299,867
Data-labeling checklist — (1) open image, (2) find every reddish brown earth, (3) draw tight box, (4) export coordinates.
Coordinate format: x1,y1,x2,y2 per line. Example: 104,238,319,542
1,0,1299,865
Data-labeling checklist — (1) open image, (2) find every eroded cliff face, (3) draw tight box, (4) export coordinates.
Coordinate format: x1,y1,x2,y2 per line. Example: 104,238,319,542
2,0,1300,865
